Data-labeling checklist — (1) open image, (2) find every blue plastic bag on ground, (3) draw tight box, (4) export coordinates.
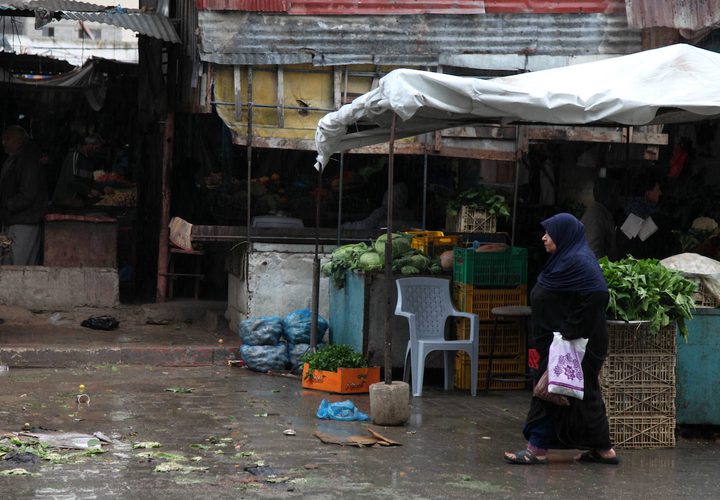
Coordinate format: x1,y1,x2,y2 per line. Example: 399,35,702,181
283,309,328,345
240,344,289,372
239,316,284,346
315,399,370,421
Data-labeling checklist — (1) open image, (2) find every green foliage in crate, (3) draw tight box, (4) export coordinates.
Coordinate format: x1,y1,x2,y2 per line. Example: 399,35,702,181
446,187,510,217
600,256,697,338
301,344,368,378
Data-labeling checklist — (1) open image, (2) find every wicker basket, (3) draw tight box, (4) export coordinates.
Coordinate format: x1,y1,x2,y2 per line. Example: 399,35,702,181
601,321,677,448
606,321,676,355
692,280,720,308
607,415,676,448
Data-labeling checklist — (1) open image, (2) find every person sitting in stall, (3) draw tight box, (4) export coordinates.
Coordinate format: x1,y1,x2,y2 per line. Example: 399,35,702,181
581,177,620,261
616,170,679,260
342,182,418,230
52,134,107,208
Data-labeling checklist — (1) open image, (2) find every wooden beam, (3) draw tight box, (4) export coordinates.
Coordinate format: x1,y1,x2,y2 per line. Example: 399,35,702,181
526,125,668,145
233,65,242,121
277,66,285,128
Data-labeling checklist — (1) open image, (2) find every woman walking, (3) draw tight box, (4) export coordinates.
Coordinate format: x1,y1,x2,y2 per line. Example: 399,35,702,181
504,213,619,465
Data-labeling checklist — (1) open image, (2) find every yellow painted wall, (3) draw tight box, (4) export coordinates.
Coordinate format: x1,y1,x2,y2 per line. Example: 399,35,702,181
213,63,398,144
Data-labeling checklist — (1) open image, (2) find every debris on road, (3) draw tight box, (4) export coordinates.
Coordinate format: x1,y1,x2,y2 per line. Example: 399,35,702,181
313,426,402,447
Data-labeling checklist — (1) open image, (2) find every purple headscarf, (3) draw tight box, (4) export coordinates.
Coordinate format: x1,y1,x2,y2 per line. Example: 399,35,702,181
536,213,608,292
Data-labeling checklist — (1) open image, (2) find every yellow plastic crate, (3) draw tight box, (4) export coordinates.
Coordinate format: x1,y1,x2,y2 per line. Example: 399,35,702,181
452,283,527,321
411,235,462,257
455,320,523,357
454,352,526,391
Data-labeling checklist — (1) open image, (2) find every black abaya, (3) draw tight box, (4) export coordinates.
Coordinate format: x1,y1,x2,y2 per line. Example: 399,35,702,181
524,284,612,451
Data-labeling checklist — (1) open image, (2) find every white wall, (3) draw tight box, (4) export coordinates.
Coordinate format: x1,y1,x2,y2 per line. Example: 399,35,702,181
7,1,140,66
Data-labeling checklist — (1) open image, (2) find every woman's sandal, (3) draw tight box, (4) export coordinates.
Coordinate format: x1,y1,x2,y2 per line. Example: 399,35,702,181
503,449,548,465
576,450,620,465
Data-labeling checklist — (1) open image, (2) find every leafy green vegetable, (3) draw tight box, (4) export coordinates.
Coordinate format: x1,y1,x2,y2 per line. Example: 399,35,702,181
446,187,510,217
358,251,383,271
321,242,369,288
321,236,441,288
599,256,697,338
374,233,413,260
301,344,368,379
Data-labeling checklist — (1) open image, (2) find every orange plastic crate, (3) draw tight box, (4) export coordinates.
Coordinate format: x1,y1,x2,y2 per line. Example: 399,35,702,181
301,364,380,394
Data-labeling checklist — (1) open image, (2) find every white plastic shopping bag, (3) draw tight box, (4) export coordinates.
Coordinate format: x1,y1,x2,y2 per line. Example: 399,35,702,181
547,332,588,400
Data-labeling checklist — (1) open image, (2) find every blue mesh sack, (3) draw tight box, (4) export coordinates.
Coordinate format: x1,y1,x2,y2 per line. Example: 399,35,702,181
240,344,289,372
283,309,328,345
239,316,284,346
288,343,312,371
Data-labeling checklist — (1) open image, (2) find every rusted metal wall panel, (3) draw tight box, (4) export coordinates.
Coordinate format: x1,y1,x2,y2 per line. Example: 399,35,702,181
485,0,625,14
198,12,641,67
626,0,720,30
195,0,287,11
287,1,485,15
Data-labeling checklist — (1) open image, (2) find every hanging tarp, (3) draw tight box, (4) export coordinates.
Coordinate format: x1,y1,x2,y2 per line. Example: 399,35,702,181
0,58,101,86
315,44,720,170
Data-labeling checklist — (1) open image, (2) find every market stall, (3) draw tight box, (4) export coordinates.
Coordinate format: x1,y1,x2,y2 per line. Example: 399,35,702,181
314,43,720,445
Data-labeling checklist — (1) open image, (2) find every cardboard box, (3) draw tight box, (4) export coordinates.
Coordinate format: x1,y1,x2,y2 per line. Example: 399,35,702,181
302,363,380,394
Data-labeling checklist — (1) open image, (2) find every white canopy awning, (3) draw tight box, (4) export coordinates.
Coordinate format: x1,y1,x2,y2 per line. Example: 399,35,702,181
315,44,720,170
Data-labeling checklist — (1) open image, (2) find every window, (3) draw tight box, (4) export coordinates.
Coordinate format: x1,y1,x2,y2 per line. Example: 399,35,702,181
78,27,102,40
43,27,55,37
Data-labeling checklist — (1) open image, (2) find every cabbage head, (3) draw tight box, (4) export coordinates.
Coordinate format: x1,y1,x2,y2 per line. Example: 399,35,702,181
374,233,412,260
358,251,383,271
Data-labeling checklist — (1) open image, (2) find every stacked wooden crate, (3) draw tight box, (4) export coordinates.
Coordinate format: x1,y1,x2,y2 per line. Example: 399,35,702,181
601,321,677,448
452,246,529,390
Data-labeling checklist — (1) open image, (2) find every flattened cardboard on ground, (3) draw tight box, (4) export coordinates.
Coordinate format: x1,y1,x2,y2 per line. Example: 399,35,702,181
313,426,402,447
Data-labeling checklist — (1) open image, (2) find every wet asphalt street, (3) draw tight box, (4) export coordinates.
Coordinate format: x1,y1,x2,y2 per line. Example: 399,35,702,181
1,364,718,499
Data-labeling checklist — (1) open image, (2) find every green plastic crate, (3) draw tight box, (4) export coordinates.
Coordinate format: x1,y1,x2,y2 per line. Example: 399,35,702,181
452,246,528,287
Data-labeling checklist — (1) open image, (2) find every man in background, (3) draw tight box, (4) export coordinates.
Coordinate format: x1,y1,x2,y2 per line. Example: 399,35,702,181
52,134,105,208
581,177,620,260
0,125,47,265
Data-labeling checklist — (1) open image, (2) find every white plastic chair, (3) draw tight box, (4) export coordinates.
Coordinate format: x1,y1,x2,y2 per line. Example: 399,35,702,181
395,277,479,397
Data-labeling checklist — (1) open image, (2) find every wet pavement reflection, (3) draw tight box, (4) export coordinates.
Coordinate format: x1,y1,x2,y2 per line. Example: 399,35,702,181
0,365,718,499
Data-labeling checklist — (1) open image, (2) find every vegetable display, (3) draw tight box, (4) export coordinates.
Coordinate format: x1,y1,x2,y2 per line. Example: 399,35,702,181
599,256,697,338
321,234,442,288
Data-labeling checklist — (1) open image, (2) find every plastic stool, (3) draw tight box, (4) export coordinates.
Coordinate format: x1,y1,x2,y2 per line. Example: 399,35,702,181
486,305,533,390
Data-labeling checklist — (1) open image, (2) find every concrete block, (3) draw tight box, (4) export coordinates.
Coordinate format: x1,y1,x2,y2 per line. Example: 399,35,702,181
247,251,330,318
0,266,119,310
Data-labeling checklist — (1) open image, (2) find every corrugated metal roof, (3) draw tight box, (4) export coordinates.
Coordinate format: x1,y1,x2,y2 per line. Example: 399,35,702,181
3,0,107,11
198,11,641,68
62,11,181,43
0,0,181,43
195,0,625,15
626,0,720,30
196,0,484,14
